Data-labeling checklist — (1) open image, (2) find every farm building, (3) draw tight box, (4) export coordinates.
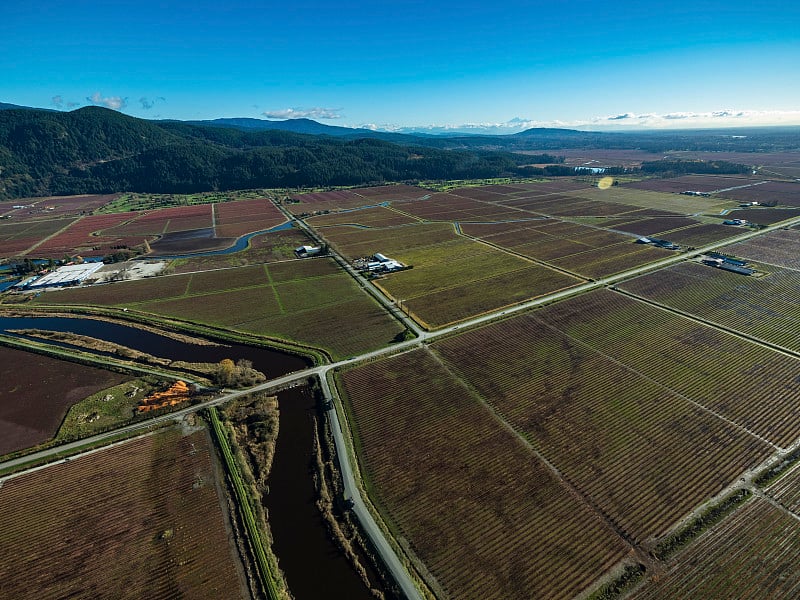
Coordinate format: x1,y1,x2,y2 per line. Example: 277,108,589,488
371,253,404,272
723,219,748,226
718,264,754,275
295,245,322,257
26,263,105,289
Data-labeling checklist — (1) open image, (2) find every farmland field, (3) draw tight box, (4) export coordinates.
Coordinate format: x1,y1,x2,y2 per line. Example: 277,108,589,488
619,261,800,353
564,185,733,214
32,258,405,359
167,227,312,273
632,498,800,598
0,427,247,599
0,216,78,255
623,175,760,194
288,184,426,215
338,349,630,600
722,227,800,269
0,346,129,455
318,221,581,327
432,308,772,541
536,289,800,447
214,198,286,238
713,180,800,205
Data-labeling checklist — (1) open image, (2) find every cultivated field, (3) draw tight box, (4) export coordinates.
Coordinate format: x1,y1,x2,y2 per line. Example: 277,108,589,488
287,184,426,215
338,349,630,600
714,180,800,205
632,498,800,598
32,258,405,359
0,427,247,599
623,175,760,194
0,346,129,455
722,227,800,269
318,221,581,328
214,198,286,238
619,261,800,353
432,305,773,541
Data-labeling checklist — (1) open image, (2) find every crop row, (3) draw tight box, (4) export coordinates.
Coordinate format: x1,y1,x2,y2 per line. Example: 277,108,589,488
723,227,800,269
540,289,800,447
339,348,629,600
0,429,245,599
620,262,800,353
632,498,800,598
432,313,771,540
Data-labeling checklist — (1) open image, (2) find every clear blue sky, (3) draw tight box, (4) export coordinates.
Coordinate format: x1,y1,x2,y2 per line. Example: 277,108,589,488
2,0,799,130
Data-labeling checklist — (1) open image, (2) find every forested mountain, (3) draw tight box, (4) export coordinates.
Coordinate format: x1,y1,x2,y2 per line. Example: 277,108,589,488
0,107,560,199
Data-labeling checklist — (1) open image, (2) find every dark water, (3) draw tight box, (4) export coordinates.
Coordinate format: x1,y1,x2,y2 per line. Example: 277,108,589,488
269,385,377,600
0,316,309,378
0,316,375,599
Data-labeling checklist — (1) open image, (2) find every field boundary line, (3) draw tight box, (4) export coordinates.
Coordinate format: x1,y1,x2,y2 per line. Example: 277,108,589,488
262,264,285,314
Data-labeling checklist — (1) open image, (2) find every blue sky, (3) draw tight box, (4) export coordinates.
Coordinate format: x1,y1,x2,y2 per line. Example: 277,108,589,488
2,0,799,131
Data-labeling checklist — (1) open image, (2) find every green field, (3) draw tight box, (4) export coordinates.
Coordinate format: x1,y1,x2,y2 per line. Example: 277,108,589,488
31,258,405,360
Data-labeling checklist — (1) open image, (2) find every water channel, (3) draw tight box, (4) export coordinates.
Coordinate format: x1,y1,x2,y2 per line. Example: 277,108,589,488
0,315,378,600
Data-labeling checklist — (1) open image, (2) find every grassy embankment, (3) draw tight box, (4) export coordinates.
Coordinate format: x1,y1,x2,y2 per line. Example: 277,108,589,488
206,406,285,600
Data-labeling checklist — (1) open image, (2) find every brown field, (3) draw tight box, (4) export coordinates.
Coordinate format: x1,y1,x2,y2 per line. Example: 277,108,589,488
338,349,630,599
214,198,286,238
619,261,800,356
0,346,129,455
0,216,78,255
34,213,147,257
540,289,800,447
715,180,800,205
0,195,116,221
307,206,420,228
632,498,800,599
723,227,800,269
624,175,760,194
723,207,800,226
168,228,312,274
612,216,701,236
0,427,247,599
288,184,427,215
653,222,740,246
104,204,214,236
433,310,771,541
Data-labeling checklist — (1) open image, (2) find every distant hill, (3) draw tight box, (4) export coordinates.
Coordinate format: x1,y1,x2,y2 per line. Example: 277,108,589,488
0,106,556,199
184,117,382,137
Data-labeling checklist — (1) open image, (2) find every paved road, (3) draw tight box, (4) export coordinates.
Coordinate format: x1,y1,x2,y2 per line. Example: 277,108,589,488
4,210,799,598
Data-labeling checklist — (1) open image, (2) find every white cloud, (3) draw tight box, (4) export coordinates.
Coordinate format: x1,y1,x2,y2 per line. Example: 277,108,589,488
86,92,127,110
262,107,343,120
51,95,63,108
356,109,800,135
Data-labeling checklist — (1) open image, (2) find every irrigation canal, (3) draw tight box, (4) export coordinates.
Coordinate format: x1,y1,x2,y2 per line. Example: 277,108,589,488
0,315,379,600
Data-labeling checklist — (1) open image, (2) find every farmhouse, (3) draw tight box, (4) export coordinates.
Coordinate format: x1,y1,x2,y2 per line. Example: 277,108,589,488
26,262,105,289
356,252,405,273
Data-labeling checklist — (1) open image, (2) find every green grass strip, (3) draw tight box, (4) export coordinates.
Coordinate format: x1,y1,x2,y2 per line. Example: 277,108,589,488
207,407,281,600
654,488,751,560
755,446,800,488
587,564,646,600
